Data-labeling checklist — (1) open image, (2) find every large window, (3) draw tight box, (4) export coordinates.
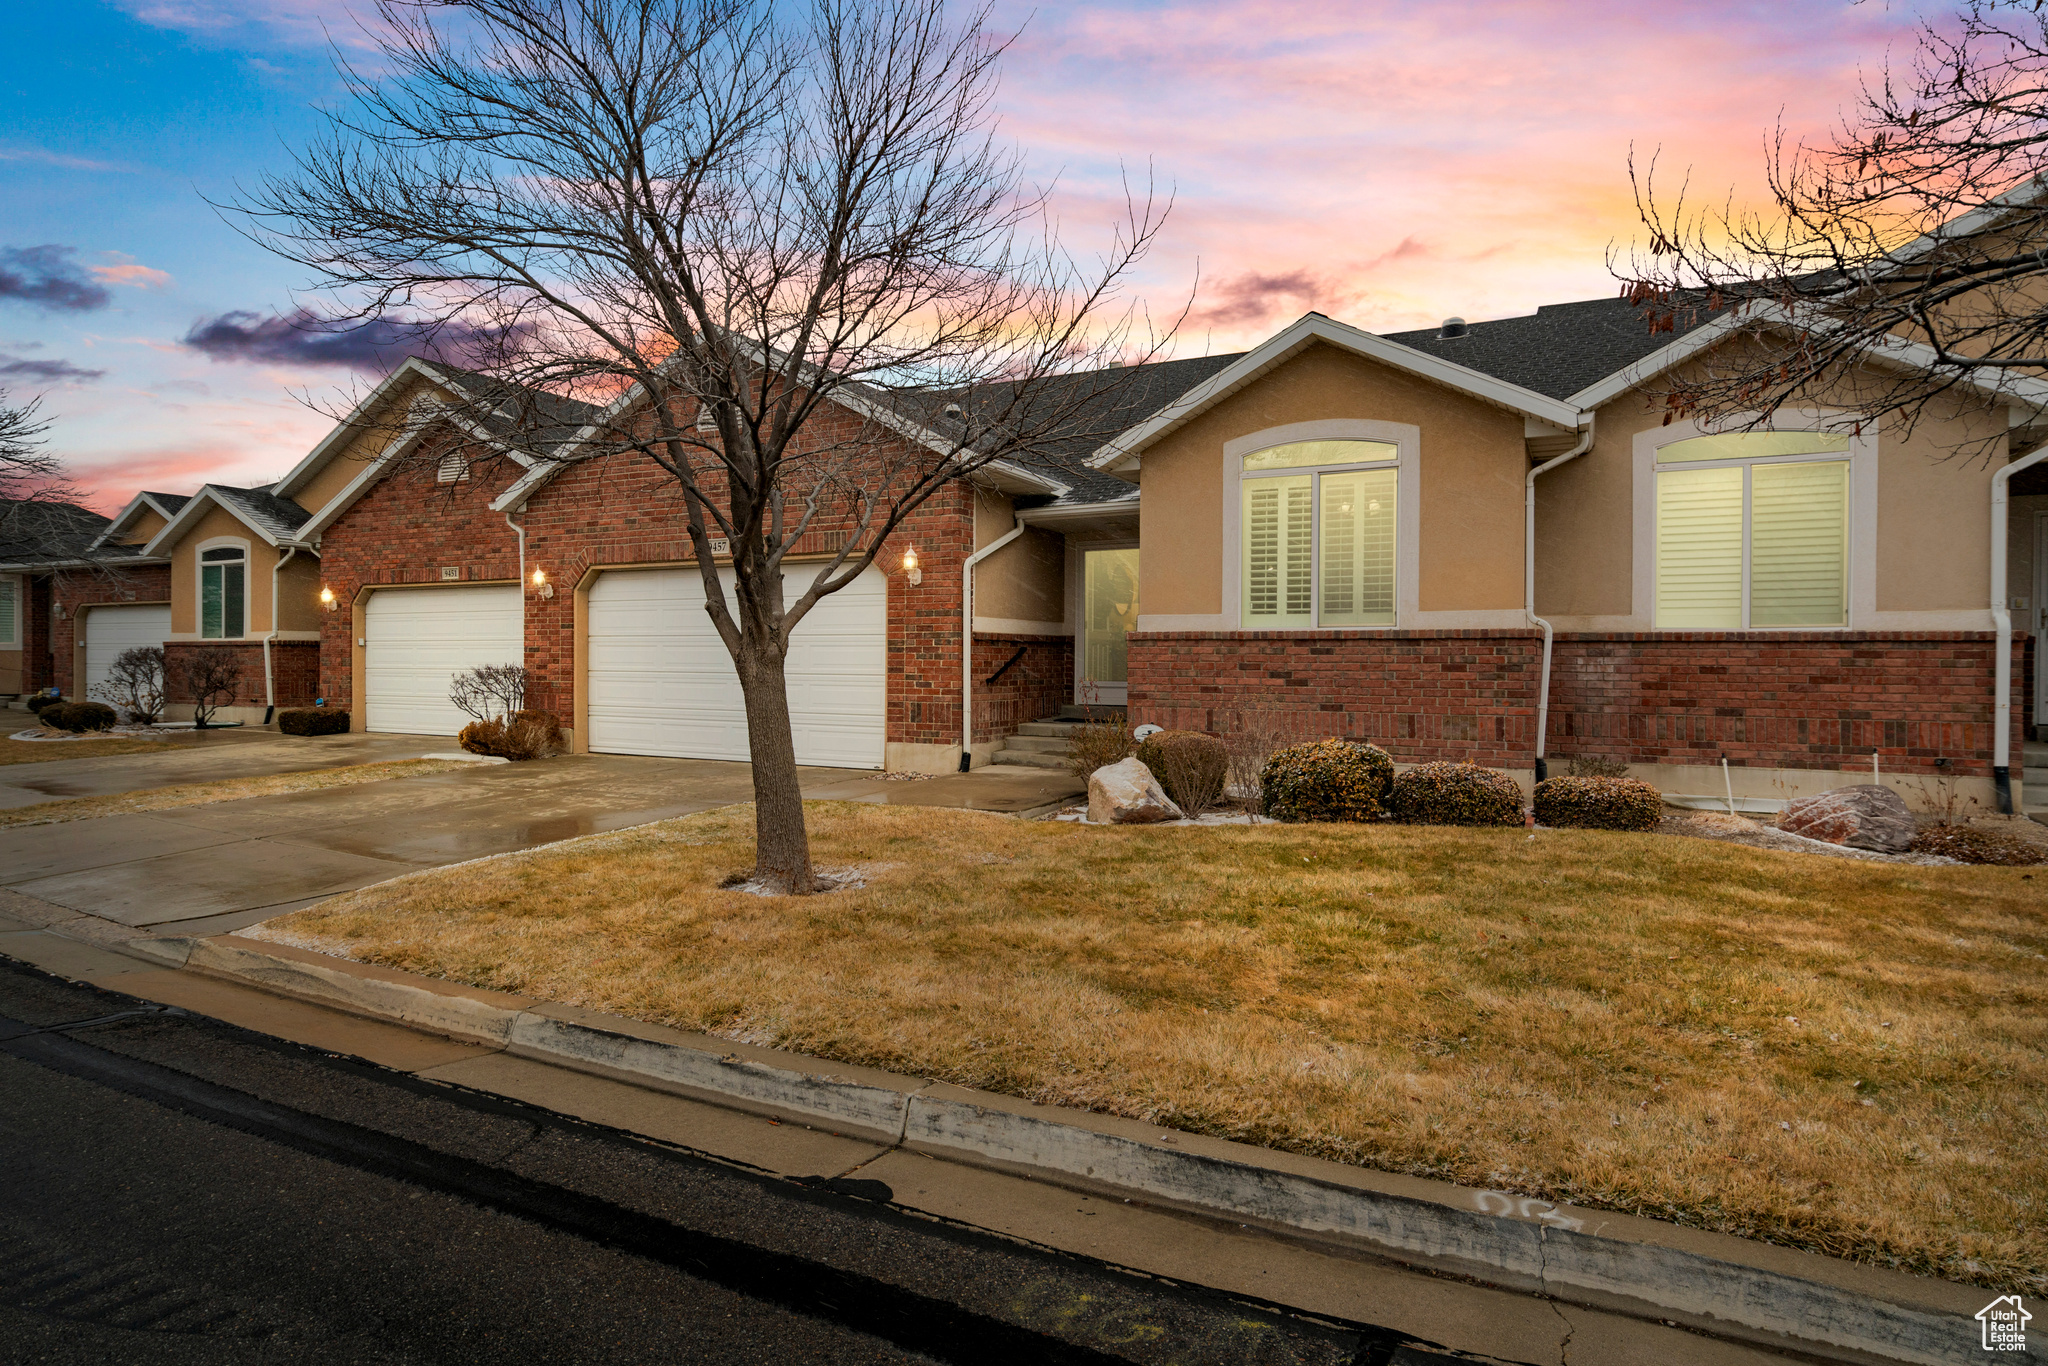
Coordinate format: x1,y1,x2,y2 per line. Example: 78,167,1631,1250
200,546,246,639
1654,431,1850,629
1241,440,1397,627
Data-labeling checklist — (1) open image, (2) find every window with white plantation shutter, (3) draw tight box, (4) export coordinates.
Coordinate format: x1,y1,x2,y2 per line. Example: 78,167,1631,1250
1653,432,1851,629
1318,468,1396,626
1239,439,1399,628
1244,475,1312,626
0,577,16,645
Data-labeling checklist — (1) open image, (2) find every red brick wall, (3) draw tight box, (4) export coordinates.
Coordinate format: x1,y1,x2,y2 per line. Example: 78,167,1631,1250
972,632,1073,743
1127,628,2023,777
50,565,172,696
164,640,269,710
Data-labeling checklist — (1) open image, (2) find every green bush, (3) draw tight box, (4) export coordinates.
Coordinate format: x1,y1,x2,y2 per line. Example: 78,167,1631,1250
278,708,351,736
1259,739,1395,823
1388,761,1523,827
1135,729,1227,816
1533,775,1663,831
25,692,61,714
42,700,118,733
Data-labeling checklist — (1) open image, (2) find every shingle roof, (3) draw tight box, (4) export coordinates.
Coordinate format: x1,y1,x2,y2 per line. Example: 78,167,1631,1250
1380,295,1731,402
143,491,190,516
207,484,312,542
426,362,605,457
0,498,115,566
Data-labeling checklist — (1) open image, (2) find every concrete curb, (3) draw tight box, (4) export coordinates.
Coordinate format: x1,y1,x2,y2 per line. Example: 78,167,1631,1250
165,931,2019,1366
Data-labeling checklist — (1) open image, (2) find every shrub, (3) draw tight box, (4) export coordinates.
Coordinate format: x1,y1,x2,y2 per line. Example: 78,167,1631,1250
1136,729,1227,817
182,647,245,727
278,708,351,736
91,645,166,723
450,662,532,723
1221,713,1291,801
1388,761,1524,827
43,700,118,733
1563,753,1631,780
26,691,61,714
1534,775,1664,831
1066,716,1135,777
459,708,565,761
1259,739,1395,823
1909,824,2046,866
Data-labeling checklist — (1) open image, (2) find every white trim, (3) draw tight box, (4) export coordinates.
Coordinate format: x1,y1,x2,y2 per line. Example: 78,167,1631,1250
274,358,449,500
88,491,185,553
973,615,1068,634
1090,314,1582,472
1632,414,1872,631
1015,497,1139,528
1218,419,1420,631
195,535,252,640
141,486,290,556
295,429,429,542
0,572,19,648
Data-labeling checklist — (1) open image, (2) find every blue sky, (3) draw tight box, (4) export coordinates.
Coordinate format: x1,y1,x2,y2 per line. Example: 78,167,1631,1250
1,0,1932,511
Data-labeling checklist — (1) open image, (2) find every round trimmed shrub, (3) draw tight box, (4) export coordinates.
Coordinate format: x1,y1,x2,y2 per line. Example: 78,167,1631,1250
1134,729,1226,810
1388,761,1523,827
26,692,61,715
1533,775,1663,831
1259,739,1395,823
278,707,351,736
43,700,118,733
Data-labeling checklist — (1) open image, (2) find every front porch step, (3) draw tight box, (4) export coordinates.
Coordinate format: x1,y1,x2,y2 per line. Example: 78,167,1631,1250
1013,720,1081,738
999,734,1072,754
1058,703,1124,721
989,748,1073,771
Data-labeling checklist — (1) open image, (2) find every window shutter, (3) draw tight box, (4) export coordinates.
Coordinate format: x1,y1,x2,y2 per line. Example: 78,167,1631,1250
0,577,14,645
1750,460,1848,627
1655,466,1743,628
1244,476,1312,626
1317,469,1396,626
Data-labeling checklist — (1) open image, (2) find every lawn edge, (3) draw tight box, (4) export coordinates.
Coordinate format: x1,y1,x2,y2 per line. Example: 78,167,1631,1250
137,929,1998,1366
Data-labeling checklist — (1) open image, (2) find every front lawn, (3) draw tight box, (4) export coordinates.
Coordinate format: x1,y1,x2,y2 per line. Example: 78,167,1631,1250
260,803,2047,1293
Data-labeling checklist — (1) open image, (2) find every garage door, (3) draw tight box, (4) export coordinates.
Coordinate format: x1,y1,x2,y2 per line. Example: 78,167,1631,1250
586,566,886,769
83,604,170,704
364,586,523,735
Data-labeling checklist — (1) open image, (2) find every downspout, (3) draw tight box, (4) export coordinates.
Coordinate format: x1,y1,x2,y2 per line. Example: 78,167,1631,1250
505,508,527,591
262,545,299,724
961,517,1028,771
1991,439,2048,813
1525,416,1595,784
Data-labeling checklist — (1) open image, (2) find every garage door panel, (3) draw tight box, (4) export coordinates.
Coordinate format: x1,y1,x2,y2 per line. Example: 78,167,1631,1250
365,586,523,736
586,566,884,769
84,605,171,704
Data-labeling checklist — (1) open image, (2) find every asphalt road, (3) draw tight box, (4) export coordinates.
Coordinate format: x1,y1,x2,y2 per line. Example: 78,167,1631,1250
0,958,1493,1366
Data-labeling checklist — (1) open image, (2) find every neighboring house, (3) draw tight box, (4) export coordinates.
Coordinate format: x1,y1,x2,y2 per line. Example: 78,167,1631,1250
8,290,2042,813
0,495,172,702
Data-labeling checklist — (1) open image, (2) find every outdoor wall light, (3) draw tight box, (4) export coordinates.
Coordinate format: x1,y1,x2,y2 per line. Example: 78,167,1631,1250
902,545,921,587
319,586,337,612
531,567,554,599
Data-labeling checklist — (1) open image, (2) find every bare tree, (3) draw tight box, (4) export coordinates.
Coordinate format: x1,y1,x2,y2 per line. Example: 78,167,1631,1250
449,662,531,723
0,386,98,563
91,645,167,724
1616,0,2048,449
238,0,1176,890
183,649,245,729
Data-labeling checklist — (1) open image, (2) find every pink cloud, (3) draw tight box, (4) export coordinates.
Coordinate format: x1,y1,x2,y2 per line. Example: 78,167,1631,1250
91,261,173,290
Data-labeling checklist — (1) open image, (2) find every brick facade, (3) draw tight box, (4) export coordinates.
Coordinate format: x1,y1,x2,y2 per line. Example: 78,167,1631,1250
49,565,173,697
971,632,1073,744
1128,628,2026,778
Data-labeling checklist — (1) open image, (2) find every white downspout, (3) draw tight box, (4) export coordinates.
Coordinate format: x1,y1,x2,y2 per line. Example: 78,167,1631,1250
1526,416,1595,784
505,508,527,591
961,518,1027,771
263,544,299,722
1992,440,2048,812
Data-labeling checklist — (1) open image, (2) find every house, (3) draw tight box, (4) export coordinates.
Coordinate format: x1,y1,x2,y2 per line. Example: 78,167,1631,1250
0,495,172,702
6,288,2042,814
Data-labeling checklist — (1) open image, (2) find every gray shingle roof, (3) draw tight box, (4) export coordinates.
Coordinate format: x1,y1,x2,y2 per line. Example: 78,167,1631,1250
208,484,312,542
1380,295,1730,402
143,491,190,516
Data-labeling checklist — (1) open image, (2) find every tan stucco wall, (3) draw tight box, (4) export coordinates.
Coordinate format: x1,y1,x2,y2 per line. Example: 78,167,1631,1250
277,549,326,631
1533,395,1637,619
166,505,280,636
972,487,1012,551
1136,341,1526,616
979,527,1067,624
288,375,453,517
122,507,168,549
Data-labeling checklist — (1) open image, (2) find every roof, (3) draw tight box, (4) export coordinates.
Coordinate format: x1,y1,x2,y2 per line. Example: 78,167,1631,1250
1381,295,1729,402
0,498,115,567
140,483,314,556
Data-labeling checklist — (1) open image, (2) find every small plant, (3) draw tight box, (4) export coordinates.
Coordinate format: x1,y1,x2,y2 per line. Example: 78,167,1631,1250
91,645,166,723
1909,824,2045,865
1136,729,1226,818
1564,753,1630,779
1388,761,1524,827
278,707,351,736
1534,775,1664,831
1902,772,1979,826
42,700,118,732
1259,739,1395,823
450,662,532,723
1222,713,1292,802
459,708,564,760
1066,715,1135,777
182,648,246,727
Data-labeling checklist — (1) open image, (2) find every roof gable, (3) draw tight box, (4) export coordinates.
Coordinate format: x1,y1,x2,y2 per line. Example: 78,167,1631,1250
141,484,312,556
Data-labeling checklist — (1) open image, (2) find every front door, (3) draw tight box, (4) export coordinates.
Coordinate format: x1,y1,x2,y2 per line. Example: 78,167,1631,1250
1079,547,1139,706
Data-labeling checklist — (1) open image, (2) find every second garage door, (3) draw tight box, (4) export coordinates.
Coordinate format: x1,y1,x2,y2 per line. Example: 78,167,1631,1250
586,566,886,769
83,604,171,705
364,585,523,735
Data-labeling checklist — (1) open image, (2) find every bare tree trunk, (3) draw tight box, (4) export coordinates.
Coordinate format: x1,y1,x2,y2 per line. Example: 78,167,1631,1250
734,639,813,892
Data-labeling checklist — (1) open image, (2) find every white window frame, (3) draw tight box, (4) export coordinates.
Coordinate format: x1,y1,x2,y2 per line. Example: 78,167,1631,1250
0,574,19,647
195,535,251,640
1210,419,1423,632
1633,415,1878,631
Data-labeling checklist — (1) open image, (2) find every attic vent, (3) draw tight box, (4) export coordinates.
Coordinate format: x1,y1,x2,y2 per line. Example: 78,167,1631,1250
436,452,469,483
694,405,716,432
1438,317,1468,339
943,403,964,420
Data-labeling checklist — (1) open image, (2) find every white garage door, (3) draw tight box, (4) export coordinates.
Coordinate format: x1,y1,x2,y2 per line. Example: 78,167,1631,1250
587,565,886,769
83,605,170,704
364,586,523,735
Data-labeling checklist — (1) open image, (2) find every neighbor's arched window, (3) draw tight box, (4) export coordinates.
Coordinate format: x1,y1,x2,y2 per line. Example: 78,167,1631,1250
1654,431,1850,629
200,546,247,639
1240,439,1398,627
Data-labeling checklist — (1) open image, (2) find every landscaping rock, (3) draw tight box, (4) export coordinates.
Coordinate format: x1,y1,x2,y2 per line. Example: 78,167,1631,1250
1087,757,1182,824
1778,784,1916,852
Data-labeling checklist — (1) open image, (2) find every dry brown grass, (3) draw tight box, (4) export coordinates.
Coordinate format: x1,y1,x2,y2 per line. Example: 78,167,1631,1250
264,803,2048,1292
0,758,479,826
0,736,183,765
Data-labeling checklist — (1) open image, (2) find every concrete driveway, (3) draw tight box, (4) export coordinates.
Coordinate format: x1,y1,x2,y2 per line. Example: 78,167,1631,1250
0,727,449,810
0,745,1082,940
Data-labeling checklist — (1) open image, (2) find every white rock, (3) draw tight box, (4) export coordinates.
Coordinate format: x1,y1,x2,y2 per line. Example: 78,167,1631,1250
1087,757,1183,824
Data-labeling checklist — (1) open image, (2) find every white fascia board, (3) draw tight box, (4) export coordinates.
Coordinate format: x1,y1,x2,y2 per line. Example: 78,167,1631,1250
1087,314,1583,471
272,358,449,502
1877,176,2048,272
141,486,284,557
1016,495,1141,527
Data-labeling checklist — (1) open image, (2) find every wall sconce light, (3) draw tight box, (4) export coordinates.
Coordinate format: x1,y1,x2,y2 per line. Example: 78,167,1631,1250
319,586,337,613
902,545,921,587
531,567,554,599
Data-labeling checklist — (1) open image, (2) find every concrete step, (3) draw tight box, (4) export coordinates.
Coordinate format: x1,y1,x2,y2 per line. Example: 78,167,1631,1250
1013,721,1080,738
1000,734,1072,754
990,748,1073,771
1058,704,1124,721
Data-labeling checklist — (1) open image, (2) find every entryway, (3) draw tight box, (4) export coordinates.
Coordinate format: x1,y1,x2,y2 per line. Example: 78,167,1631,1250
1078,546,1138,706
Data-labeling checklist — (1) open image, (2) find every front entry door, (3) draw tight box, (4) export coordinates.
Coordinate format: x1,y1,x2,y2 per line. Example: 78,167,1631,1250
1079,547,1139,706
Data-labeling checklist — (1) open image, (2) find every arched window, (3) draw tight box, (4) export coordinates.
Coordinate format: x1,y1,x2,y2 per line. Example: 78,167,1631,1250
200,546,246,639
1239,440,1398,627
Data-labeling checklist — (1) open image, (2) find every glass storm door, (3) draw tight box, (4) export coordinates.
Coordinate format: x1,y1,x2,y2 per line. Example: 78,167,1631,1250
1080,547,1139,705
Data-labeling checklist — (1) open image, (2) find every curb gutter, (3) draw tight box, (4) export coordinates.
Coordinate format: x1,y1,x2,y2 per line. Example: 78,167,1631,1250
137,932,2017,1366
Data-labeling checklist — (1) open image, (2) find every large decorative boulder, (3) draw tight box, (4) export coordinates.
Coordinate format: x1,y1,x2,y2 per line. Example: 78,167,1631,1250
1778,784,1916,853
1087,757,1184,824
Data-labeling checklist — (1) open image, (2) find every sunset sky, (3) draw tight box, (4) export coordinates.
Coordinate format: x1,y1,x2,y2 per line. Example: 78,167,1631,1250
0,0,1939,511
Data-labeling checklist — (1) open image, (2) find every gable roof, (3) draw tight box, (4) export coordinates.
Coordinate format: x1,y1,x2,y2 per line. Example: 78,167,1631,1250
1380,296,1729,402
0,498,116,568
141,483,313,556
89,490,190,553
